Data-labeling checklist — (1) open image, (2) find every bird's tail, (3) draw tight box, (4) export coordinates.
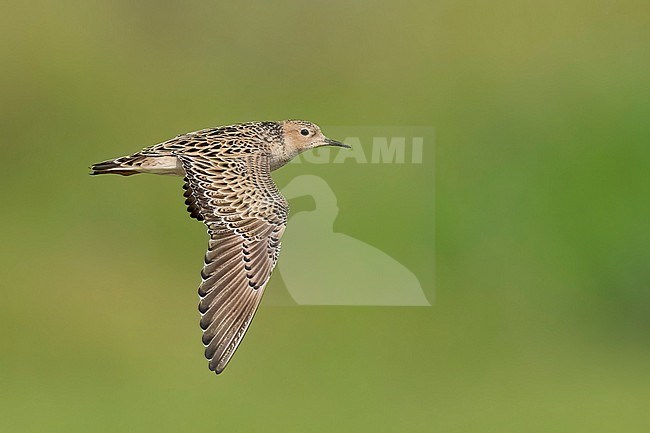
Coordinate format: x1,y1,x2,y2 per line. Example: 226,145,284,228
90,155,143,176
90,153,183,176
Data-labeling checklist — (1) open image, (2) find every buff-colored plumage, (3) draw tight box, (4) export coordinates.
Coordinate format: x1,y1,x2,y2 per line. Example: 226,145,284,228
91,120,349,374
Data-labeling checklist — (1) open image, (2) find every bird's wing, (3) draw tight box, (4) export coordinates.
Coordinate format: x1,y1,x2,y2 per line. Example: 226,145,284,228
176,152,288,374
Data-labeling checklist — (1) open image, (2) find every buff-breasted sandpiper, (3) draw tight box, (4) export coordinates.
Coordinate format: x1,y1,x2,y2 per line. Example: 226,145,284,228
91,120,349,374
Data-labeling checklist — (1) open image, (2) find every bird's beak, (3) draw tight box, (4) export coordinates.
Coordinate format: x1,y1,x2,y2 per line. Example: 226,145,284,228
324,138,351,149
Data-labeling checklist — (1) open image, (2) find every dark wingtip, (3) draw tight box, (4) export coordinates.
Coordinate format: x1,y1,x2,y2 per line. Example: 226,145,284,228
207,358,224,375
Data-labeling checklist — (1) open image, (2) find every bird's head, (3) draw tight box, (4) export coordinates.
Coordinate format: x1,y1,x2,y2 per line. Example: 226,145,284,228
281,120,350,156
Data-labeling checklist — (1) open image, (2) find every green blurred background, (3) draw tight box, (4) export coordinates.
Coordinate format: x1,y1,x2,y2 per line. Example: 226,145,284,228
1,1,649,431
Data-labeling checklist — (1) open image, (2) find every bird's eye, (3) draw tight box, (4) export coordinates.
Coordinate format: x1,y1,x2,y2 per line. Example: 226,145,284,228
300,128,310,136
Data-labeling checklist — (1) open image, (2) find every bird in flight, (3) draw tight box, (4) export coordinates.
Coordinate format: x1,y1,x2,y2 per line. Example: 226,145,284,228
91,120,350,374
